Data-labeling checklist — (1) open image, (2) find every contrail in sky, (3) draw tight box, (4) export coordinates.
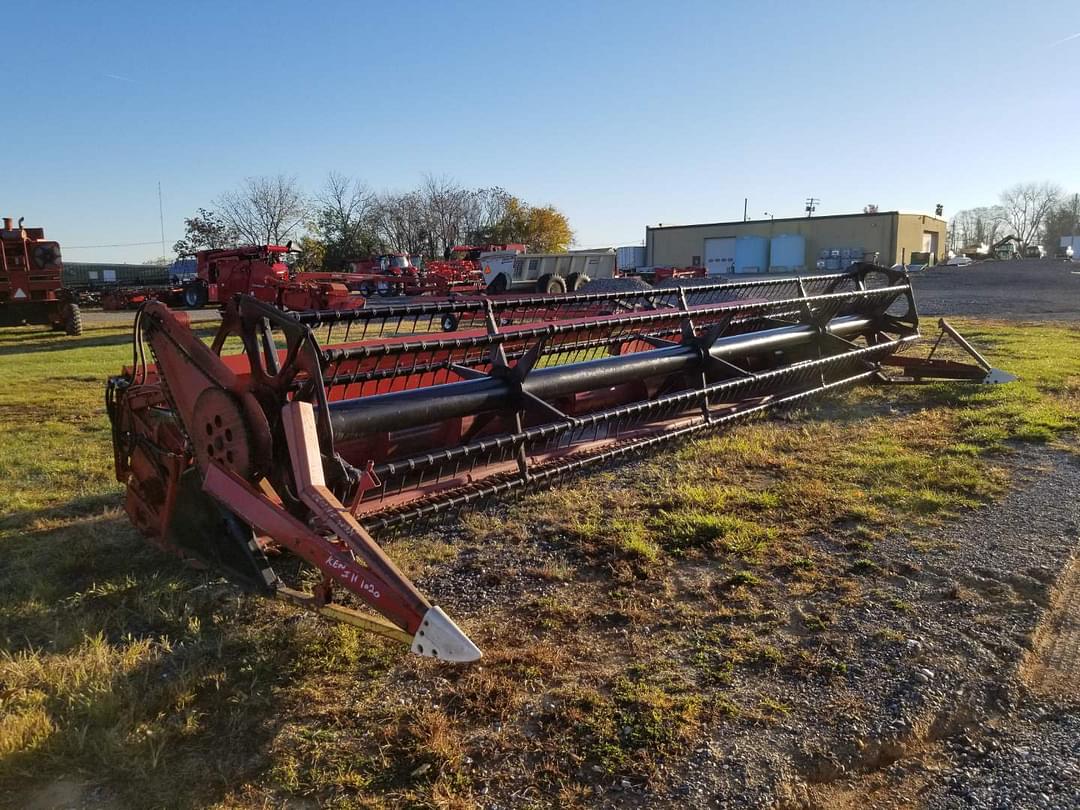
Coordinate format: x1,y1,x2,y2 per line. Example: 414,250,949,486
104,73,137,83
1049,31,1080,46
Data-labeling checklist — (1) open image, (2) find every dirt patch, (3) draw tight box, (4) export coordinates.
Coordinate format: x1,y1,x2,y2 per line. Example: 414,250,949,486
18,779,119,810
1022,549,1080,701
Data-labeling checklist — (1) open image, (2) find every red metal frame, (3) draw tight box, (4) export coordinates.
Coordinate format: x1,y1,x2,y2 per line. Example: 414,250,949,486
106,265,1013,662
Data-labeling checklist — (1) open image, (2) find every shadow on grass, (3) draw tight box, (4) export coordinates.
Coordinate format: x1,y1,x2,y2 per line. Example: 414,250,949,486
0,493,122,534
0,332,136,356
0,605,294,809
0,321,219,357
0,512,303,808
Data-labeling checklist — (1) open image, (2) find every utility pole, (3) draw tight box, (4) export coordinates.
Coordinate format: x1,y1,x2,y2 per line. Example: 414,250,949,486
743,198,748,221
158,181,166,258
805,197,819,218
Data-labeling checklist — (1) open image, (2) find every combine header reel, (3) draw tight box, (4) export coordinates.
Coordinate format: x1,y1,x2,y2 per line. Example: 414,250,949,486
106,265,1011,661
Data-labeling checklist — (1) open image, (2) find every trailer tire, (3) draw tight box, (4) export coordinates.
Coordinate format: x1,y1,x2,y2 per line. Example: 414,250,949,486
359,282,374,297
486,273,508,294
566,272,590,291
63,303,83,336
441,313,459,332
183,282,207,308
536,274,567,294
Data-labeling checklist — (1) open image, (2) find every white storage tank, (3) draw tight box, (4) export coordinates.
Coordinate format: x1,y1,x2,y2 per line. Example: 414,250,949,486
769,234,806,273
733,235,769,274
616,245,646,271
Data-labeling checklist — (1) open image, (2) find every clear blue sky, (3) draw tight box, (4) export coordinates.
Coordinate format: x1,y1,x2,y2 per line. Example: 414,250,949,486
8,0,1080,262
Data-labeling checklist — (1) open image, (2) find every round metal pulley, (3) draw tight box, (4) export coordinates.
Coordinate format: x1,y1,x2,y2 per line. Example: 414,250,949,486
191,388,256,479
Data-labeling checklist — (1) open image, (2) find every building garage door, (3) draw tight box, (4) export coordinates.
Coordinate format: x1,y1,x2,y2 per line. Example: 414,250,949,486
922,231,939,262
704,237,735,275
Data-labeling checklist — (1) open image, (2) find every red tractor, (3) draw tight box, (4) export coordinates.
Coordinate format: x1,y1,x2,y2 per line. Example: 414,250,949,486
343,253,418,297
0,216,81,334
181,245,364,312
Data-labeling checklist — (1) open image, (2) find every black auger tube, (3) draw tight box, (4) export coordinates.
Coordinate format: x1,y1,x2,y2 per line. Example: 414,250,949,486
327,315,876,440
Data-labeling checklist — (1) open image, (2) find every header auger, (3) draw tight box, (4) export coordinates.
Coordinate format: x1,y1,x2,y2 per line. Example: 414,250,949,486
106,264,1012,662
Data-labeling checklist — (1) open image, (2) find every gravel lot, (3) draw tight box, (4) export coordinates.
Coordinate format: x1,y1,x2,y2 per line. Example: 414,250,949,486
806,447,1080,810
582,444,1079,810
81,307,221,326
911,259,1080,321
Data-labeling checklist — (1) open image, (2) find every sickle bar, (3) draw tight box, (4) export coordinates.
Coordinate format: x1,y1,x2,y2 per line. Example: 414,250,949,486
106,264,1011,661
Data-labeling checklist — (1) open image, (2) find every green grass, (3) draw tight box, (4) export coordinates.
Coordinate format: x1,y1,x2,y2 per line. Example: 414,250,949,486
0,317,1077,808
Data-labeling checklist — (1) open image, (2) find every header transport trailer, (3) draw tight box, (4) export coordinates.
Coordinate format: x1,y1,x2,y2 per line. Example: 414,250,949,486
0,216,81,334
106,263,1013,662
480,248,617,293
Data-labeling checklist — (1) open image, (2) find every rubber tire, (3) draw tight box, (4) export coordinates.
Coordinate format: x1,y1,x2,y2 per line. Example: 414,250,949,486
547,275,568,294
183,282,207,308
376,280,393,297
537,274,567,294
63,303,83,336
486,273,508,294
441,313,459,332
566,272,590,292
359,282,374,297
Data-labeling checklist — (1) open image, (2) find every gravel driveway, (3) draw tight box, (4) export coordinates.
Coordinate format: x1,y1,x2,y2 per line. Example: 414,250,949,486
566,444,1080,809
911,260,1080,321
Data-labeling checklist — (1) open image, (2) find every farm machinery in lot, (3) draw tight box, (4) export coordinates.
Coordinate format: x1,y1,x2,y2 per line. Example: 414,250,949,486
90,245,369,313
307,253,486,298
106,264,1012,661
181,245,365,312
314,246,528,299
0,216,81,334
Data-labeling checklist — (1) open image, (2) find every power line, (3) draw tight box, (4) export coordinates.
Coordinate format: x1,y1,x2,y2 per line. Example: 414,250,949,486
65,239,182,249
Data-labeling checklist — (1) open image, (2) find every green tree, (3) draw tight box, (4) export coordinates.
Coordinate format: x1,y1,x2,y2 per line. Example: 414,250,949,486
173,208,238,255
523,204,574,252
1042,193,1080,252
476,196,574,252
293,235,327,273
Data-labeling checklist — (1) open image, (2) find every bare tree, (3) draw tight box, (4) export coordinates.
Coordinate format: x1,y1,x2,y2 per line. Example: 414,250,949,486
419,174,475,256
370,178,514,258
999,182,1062,247
949,206,1008,251
373,190,428,256
465,187,513,243
313,172,379,268
217,175,307,246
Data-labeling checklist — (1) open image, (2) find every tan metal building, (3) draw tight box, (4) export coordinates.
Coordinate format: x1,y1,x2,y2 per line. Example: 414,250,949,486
645,211,947,273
